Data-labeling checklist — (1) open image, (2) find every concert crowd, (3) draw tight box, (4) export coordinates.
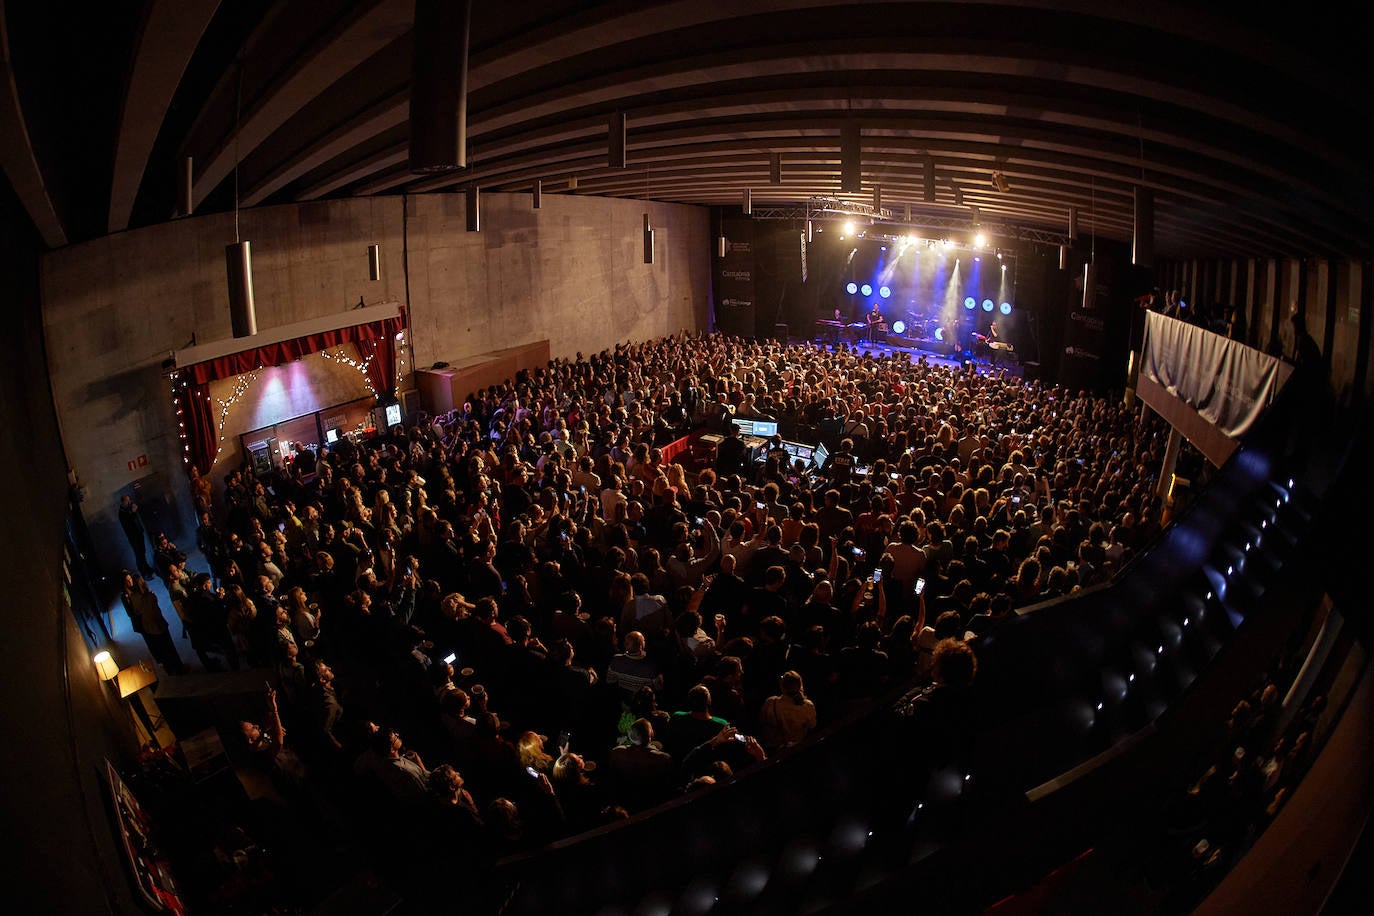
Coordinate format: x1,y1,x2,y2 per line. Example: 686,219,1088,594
128,330,1192,907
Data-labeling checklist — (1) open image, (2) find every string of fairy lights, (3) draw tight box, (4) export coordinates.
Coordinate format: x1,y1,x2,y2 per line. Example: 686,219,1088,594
211,370,261,463
319,347,376,396
170,372,192,468
394,328,409,392
170,337,405,470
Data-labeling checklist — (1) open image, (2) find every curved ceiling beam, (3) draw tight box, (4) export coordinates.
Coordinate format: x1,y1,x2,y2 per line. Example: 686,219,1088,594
241,90,407,206
190,0,412,211
107,0,221,232
0,5,65,247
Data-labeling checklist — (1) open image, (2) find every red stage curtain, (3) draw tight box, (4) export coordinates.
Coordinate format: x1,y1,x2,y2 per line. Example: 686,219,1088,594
173,378,218,477
174,311,405,476
185,314,404,388
354,328,395,399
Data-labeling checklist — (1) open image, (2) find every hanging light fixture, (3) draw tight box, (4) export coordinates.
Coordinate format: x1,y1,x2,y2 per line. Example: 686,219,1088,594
225,56,255,339
465,185,480,232
409,0,472,172
609,111,628,169
178,156,194,218
1083,179,1097,310
642,167,654,264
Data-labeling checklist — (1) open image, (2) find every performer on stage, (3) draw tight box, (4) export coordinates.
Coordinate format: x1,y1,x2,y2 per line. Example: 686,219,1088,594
866,303,887,344
983,319,1014,366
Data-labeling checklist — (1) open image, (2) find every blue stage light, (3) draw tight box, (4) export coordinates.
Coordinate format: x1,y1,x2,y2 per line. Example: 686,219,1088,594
1000,301,1012,315
879,286,891,298
963,297,976,310
982,298,994,312
860,284,873,297
846,282,858,294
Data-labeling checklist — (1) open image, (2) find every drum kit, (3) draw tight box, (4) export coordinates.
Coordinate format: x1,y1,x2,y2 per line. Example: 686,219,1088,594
899,309,937,339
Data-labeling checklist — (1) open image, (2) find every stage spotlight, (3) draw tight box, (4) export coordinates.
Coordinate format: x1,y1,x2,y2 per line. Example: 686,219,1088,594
974,232,987,248
846,282,858,294
1001,262,1007,271
1000,302,1012,315
860,284,873,296
843,220,856,235
942,238,953,250
892,320,906,334
935,327,945,341
996,250,1004,260
973,256,980,263
982,299,994,312
964,297,976,310
880,246,886,251
907,233,918,245
879,286,891,298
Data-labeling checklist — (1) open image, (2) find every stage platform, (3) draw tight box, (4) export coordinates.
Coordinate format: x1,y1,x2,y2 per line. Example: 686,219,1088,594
793,333,1026,378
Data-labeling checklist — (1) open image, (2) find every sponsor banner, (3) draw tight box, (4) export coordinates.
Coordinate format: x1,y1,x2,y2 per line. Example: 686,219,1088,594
716,218,756,335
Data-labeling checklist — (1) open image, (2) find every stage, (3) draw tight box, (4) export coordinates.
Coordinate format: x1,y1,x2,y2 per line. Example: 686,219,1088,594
802,324,1026,377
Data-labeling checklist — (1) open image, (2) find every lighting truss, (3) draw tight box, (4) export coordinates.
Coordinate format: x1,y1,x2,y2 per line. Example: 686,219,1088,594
748,199,1069,247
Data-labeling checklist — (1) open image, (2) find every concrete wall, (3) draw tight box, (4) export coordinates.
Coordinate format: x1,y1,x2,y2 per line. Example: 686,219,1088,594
404,192,709,368
41,193,711,568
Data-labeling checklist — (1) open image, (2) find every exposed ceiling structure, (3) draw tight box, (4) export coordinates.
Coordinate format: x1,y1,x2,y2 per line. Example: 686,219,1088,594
4,0,1372,261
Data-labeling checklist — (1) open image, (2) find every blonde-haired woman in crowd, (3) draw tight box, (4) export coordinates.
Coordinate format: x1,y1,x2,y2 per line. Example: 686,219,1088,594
757,670,817,754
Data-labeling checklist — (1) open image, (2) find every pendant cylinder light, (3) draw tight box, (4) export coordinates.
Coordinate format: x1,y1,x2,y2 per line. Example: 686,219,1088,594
409,0,472,172
226,242,257,338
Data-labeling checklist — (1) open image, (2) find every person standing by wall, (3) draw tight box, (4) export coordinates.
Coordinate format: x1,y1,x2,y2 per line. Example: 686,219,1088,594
118,494,156,578
119,571,188,675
